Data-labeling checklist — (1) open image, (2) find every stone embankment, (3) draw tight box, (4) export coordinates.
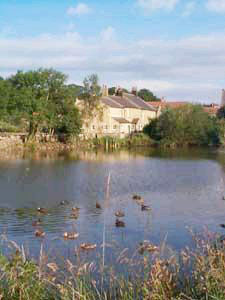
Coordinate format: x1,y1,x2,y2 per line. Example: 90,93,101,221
0,133,25,150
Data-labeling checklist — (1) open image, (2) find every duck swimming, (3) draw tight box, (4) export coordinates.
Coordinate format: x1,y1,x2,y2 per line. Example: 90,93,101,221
60,200,70,206
35,229,45,237
141,204,151,211
63,232,79,240
37,207,47,214
72,207,80,212
115,210,125,218
115,219,125,227
136,198,145,205
96,202,102,209
80,243,97,250
133,194,142,200
32,219,42,226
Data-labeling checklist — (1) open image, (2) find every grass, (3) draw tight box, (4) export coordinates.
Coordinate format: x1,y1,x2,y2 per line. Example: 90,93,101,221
0,232,225,299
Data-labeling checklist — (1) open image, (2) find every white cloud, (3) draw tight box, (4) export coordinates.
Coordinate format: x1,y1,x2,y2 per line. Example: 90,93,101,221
182,2,196,17
67,3,91,16
0,30,225,103
206,0,225,13
100,26,116,42
137,0,179,12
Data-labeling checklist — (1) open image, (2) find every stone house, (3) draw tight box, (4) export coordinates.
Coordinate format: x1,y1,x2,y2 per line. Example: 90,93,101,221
77,87,157,138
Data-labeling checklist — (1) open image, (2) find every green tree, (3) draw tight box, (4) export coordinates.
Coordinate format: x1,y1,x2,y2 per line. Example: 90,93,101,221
108,87,129,95
217,106,225,119
144,104,221,146
7,69,81,138
138,89,160,102
79,74,102,124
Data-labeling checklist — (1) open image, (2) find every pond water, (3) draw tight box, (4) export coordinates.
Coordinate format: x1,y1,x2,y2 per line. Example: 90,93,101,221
0,147,225,264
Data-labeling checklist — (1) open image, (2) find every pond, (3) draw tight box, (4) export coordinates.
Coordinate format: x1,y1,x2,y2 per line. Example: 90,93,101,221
0,147,225,265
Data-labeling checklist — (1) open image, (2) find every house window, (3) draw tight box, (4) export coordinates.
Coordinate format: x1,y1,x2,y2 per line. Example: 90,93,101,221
105,125,108,130
92,125,95,130
113,125,117,129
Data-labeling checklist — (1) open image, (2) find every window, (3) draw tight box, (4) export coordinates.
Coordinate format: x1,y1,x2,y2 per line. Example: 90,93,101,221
92,125,95,130
105,125,108,130
113,125,117,129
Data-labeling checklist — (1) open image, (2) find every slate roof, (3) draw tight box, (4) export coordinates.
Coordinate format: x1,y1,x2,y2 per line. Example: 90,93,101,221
101,94,156,111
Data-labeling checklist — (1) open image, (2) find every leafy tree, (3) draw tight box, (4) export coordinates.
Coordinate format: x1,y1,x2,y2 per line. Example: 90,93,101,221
217,106,225,119
144,104,221,146
79,74,102,124
0,69,81,138
138,89,160,102
108,87,129,95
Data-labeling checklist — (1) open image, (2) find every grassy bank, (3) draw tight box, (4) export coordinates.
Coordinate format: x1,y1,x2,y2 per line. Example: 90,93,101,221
0,232,225,300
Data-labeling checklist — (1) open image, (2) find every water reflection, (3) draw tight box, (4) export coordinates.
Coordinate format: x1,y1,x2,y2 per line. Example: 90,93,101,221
0,147,224,263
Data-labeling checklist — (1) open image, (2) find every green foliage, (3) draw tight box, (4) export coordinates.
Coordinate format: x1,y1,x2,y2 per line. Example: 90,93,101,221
217,105,225,119
138,89,160,102
144,104,222,146
79,74,103,124
0,69,81,138
108,87,129,95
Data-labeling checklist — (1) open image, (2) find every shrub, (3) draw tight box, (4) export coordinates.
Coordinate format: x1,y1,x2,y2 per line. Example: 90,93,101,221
144,104,222,147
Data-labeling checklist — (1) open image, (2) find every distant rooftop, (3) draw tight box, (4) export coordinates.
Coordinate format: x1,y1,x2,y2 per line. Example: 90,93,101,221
101,93,156,111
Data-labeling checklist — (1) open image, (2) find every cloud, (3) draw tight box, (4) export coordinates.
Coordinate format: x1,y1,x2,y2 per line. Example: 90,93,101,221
67,3,91,16
0,29,225,103
137,0,179,12
206,0,225,13
100,26,116,42
182,2,196,17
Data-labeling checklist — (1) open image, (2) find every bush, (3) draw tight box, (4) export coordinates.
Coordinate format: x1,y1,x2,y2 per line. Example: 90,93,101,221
144,104,222,147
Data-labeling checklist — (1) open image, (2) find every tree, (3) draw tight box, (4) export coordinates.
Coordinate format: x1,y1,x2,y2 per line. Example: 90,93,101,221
108,87,129,95
217,106,225,119
6,69,81,138
144,104,221,146
79,74,102,124
138,89,160,102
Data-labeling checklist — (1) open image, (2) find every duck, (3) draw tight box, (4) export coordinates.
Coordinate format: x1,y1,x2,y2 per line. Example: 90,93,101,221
80,243,97,250
133,194,142,200
136,198,145,205
63,232,79,240
37,207,48,214
223,196,225,201
96,202,102,209
70,211,79,219
72,207,80,212
32,218,42,226
115,210,125,218
220,224,225,229
35,229,45,237
60,200,70,206
141,204,151,211
115,219,125,227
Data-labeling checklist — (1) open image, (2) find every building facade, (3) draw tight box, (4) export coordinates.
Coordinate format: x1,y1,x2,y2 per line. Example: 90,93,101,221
78,88,157,138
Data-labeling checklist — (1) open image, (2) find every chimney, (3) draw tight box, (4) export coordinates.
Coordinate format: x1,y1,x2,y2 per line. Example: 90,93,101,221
221,89,225,107
131,86,138,96
116,86,123,97
102,85,108,97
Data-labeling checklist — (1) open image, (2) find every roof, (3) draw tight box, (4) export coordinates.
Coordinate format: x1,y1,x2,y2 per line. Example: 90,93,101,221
101,94,156,111
113,117,130,124
147,101,188,109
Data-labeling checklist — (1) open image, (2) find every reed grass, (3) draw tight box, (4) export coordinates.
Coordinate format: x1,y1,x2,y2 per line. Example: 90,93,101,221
0,232,224,300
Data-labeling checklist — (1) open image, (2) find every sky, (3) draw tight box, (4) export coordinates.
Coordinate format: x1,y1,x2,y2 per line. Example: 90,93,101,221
1,0,225,103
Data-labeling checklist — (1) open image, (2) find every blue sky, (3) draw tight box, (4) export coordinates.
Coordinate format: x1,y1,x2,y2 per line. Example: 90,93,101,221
1,0,225,102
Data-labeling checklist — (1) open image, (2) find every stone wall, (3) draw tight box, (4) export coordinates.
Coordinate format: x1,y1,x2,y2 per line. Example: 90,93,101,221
0,133,26,150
